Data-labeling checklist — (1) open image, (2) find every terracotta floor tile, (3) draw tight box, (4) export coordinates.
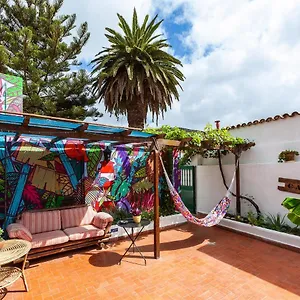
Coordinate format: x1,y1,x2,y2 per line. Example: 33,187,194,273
2,223,300,300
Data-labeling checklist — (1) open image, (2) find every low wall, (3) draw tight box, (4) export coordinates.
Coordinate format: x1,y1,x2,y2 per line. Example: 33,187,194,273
196,162,300,226
110,214,187,239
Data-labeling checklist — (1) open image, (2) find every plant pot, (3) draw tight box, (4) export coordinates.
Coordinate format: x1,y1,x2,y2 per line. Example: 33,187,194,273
133,215,141,224
284,153,295,162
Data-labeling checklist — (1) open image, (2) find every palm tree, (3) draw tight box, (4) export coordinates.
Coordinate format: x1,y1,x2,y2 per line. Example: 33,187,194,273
91,9,185,129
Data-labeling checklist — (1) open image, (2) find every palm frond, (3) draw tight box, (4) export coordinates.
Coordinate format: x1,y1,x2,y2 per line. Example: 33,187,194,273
92,9,184,128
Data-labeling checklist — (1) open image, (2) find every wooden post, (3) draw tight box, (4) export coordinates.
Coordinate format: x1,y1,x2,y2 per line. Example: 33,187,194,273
153,150,160,259
235,155,241,216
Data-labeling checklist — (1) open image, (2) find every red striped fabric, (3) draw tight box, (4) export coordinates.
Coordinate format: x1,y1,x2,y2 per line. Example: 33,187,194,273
63,225,104,241
18,210,61,234
31,230,69,249
92,212,113,230
60,206,96,229
6,223,33,242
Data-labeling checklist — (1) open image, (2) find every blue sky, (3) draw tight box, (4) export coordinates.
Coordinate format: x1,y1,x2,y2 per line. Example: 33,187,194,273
156,6,193,58
62,0,300,129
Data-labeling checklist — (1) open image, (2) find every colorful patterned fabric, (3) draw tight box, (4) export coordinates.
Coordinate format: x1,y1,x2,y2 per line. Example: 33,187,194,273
31,230,69,248
60,206,96,229
6,223,33,242
92,212,114,230
63,225,105,241
160,156,234,227
18,210,61,234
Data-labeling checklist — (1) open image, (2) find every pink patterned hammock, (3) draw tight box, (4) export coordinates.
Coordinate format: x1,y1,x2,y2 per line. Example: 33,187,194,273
160,156,236,227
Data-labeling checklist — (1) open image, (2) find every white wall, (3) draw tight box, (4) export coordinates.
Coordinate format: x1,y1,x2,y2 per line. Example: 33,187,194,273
195,116,300,226
199,116,300,165
196,162,300,226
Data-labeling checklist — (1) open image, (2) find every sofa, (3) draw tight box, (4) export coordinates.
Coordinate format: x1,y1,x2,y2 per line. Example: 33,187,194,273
6,205,113,261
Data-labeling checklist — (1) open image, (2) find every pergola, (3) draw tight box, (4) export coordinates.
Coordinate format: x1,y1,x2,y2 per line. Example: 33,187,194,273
0,110,182,259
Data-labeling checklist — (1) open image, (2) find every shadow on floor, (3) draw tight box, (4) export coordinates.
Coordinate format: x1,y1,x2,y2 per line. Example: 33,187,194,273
88,251,122,267
133,223,207,253
196,225,300,297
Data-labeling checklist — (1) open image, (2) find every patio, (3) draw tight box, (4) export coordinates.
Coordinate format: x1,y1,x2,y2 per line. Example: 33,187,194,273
3,223,300,300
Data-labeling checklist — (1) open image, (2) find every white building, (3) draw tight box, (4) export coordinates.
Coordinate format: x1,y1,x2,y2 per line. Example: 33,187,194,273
194,111,300,225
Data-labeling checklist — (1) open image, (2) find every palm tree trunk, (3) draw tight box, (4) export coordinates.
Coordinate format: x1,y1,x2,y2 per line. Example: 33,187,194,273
127,98,146,129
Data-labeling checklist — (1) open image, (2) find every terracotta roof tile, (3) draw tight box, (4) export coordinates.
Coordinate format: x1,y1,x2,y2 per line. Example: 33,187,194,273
229,111,300,130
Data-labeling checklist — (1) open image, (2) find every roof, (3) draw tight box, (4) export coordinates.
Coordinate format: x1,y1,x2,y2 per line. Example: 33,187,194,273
0,111,157,145
228,111,300,130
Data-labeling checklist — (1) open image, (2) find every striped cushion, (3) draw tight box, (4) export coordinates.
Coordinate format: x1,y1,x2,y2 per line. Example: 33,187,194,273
92,212,113,230
31,230,69,249
18,210,61,234
63,225,104,241
6,223,33,242
60,206,96,229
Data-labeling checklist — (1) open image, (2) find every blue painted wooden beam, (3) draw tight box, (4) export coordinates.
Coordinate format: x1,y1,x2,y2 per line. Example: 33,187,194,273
3,163,31,229
55,141,78,189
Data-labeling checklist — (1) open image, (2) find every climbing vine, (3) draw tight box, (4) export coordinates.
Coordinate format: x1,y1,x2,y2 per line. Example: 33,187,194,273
145,124,249,165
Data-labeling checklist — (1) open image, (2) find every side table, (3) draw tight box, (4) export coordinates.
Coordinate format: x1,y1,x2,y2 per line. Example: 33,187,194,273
117,219,150,266
0,239,31,292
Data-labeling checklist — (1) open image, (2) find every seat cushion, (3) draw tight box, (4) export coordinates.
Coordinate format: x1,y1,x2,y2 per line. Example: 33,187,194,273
31,230,69,249
6,223,33,242
92,212,114,230
60,206,96,229
18,210,61,234
63,225,105,241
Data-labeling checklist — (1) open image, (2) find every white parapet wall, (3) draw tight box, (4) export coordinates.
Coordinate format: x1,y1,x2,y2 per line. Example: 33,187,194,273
219,218,300,250
110,214,187,239
196,162,300,226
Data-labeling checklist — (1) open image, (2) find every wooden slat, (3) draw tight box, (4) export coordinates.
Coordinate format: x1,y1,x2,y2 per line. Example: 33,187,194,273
77,123,88,132
0,110,142,131
157,138,181,147
278,177,300,194
0,122,154,144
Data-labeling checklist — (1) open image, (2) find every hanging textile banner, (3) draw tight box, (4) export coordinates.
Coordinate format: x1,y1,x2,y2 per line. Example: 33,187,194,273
0,73,23,113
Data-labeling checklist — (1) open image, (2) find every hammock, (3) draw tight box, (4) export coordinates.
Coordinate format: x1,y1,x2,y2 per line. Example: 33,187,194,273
160,156,236,227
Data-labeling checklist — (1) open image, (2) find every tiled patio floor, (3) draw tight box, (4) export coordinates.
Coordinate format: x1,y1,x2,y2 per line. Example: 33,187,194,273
3,223,300,300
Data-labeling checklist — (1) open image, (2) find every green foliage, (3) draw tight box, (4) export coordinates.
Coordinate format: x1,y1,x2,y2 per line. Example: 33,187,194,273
145,124,249,165
228,211,300,236
203,124,246,147
278,150,299,162
247,211,265,227
111,208,131,224
91,8,185,128
141,209,155,221
264,213,288,232
282,197,300,226
0,0,100,119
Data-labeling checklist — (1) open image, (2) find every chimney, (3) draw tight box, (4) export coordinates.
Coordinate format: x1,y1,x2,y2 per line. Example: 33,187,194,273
215,120,220,130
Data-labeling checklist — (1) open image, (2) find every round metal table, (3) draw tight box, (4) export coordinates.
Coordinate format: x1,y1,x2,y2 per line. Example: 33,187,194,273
117,219,150,266
0,239,31,292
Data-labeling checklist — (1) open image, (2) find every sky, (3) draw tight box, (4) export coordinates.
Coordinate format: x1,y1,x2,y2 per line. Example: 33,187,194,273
62,0,300,129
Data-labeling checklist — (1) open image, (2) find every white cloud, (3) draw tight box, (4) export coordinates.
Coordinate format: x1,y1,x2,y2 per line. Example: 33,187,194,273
154,0,300,129
62,0,300,130
61,0,153,61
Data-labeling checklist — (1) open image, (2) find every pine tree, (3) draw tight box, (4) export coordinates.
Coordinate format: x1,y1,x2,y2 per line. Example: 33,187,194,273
0,0,101,120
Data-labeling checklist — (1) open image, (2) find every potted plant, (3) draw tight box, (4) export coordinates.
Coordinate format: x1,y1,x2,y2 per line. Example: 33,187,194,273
278,150,299,162
132,207,142,224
